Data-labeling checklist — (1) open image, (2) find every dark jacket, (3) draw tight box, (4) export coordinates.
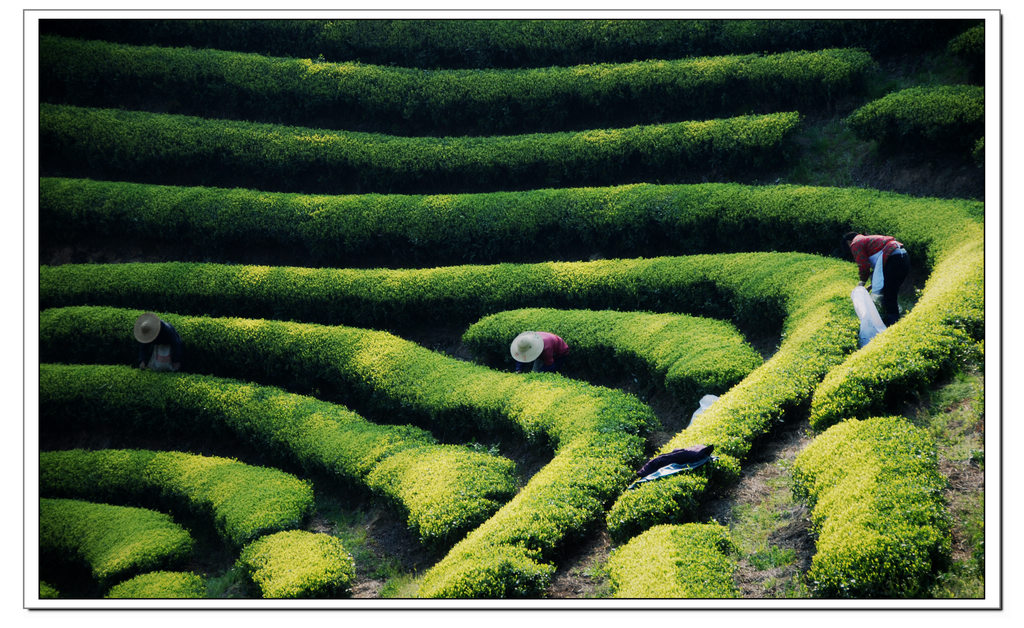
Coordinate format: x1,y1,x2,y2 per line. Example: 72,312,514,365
138,321,184,366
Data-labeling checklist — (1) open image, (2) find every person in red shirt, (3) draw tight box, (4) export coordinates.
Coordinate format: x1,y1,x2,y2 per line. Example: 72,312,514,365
510,331,570,374
843,232,910,326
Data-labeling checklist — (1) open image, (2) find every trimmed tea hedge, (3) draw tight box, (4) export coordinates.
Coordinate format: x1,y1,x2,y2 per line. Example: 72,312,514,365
105,571,206,599
39,252,843,334
845,85,984,152
949,24,985,83
39,449,314,547
236,530,356,598
791,416,952,597
40,36,873,135
38,180,983,269
39,18,976,67
605,472,710,543
462,307,762,402
40,498,194,588
606,523,739,598
37,362,517,550
38,104,802,194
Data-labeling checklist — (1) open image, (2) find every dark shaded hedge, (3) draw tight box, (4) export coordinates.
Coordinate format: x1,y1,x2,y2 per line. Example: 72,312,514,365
40,36,873,135
39,18,978,68
845,85,984,153
948,24,985,83
39,104,801,195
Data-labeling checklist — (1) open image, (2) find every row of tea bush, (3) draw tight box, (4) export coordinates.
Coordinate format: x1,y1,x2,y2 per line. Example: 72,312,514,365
39,18,978,68
39,104,802,195
41,36,873,135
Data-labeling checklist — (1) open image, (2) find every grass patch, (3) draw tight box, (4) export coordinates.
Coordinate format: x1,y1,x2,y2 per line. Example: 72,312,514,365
313,495,425,597
725,458,812,598
909,364,985,599
786,117,873,187
205,565,252,599
910,369,984,460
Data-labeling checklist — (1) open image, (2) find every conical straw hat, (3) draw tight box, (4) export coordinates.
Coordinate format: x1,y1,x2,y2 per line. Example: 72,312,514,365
133,312,162,343
510,331,544,363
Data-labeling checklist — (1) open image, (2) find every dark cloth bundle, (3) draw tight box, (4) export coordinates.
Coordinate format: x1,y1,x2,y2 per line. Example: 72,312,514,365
635,445,714,477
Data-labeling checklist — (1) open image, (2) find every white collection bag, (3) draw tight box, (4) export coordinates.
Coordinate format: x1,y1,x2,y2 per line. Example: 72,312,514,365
851,285,886,347
690,394,719,422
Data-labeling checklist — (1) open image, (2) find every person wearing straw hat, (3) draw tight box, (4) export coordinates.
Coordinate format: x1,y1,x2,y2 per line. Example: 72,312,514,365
134,312,184,372
510,331,569,374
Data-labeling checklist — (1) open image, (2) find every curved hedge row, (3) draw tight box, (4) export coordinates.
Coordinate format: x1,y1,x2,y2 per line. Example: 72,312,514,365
462,307,762,402
948,24,985,82
791,416,952,597
236,530,356,598
40,36,873,135
40,498,194,588
37,362,517,550
845,85,984,152
105,571,206,599
39,18,976,67
40,449,314,547
604,472,711,544
39,104,802,194
606,523,739,598
38,180,983,269
39,253,840,334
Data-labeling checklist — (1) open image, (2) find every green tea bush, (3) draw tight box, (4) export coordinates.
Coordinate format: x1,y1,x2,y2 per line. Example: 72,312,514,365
791,416,952,597
236,530,356,598
949,24,985,83
39,449,314,547
105,571,206,599
845,85,984,153
37,362,517,550
39,18,975,67
38,180,982,269
39,252,838,334
605,473,710,543
606,523,739,598
462,307,762,402
972,137,985,166
38,104,802,194
40,36,872,135
40,498,194,588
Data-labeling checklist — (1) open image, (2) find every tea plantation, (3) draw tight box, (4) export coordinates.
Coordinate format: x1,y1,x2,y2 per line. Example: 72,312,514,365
35,17,987,602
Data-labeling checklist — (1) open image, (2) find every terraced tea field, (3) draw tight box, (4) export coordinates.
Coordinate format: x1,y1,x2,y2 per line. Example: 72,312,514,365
31,16,991,604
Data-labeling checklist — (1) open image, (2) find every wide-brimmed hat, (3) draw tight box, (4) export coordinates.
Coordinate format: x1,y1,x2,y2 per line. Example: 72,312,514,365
510,331,544,363
133,312,162,343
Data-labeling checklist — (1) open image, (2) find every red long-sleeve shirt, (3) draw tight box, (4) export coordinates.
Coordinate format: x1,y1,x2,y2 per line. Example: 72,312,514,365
536,332,569,365
850,234,904,282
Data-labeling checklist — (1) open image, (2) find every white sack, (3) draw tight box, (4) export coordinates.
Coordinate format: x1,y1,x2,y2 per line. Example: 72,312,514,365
690,394,719,422
851,285,886,347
